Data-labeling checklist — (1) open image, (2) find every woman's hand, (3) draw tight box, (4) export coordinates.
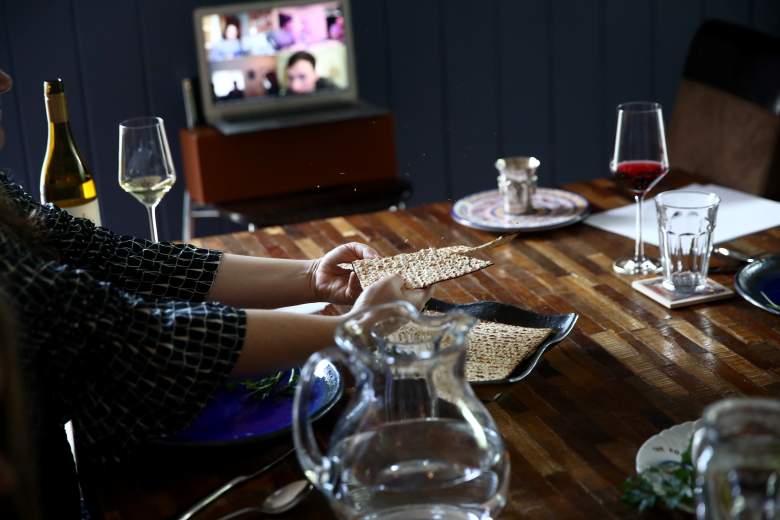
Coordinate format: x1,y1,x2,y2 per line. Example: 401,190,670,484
309,242,380,304
351,274,432,314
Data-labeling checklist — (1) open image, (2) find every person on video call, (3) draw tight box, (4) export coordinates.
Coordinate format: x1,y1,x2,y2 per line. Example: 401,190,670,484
328,14,345,41
268,12,297,50
243,24,276,56
224,80,245,100
209,17,244,61
284,51,336,95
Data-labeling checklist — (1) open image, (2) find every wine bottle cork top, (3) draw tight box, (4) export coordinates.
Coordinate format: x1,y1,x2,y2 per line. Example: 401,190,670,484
43,79,65,96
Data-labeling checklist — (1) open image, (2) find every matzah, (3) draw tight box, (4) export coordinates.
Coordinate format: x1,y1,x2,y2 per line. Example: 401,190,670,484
352,248,492,289
464,319,552,382
388,314,553,382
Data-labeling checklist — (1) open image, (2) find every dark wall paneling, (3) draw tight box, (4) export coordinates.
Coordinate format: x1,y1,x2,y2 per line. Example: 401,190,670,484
704,0,750,26
73,0,153,239
496,0,553,188
603,0,654,170
6,0,94,203
138,0,248,241
137,0,200,241
752,0,780,37
0,0,31,190
350,0,390,107
442,0,500,199
551,0,604,185
2,0,780,240
653,0,702,135
385,0,449,204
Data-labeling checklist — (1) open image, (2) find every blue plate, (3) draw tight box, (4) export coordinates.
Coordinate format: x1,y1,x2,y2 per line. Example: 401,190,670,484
735,255,780,316
161,362,343,446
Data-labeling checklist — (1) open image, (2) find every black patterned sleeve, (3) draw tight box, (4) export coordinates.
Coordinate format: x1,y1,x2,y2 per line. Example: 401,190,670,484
0,171,221,301
2,237,246,463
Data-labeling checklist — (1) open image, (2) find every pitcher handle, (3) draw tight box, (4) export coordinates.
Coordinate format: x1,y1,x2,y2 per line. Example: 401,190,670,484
292,346,346,493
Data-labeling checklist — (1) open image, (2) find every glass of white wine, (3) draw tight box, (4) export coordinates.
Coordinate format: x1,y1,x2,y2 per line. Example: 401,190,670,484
118,117,176,242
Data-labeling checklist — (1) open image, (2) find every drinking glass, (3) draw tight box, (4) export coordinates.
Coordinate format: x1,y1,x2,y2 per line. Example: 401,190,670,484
656,190,720,293
118,117,176,242
610,102,670,275
692,398,780,520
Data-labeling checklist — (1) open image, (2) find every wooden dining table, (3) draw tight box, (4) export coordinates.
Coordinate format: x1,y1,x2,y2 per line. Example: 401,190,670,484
80,174,780,519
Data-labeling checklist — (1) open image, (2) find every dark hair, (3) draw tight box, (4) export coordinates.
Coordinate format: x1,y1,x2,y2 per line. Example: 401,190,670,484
0,183,43,247
222,16,241,39
286,51,316,70
279,13,292,28
0,178,51,257
0,291,40,520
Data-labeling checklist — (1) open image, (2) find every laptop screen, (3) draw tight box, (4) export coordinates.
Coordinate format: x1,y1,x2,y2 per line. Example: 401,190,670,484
198,1,350,106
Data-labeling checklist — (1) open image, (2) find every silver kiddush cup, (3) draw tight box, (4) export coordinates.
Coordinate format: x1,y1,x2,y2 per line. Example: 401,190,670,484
495,156,540,215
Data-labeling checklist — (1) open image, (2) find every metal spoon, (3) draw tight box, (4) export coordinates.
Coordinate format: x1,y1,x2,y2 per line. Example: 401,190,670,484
714,247,760,264
176,448,296,520
215,479,313,519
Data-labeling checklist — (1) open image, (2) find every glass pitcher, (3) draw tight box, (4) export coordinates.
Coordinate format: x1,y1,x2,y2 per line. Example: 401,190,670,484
293,301,510,520
692,398,780,519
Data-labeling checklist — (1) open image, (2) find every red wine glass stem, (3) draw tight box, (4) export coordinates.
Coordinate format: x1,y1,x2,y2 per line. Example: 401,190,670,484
634,194,644,261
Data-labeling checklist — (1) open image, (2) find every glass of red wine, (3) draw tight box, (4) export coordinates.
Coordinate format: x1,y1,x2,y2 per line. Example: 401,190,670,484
610,102,669,275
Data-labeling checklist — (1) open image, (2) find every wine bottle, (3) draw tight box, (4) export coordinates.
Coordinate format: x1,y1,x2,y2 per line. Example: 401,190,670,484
40,78,102,225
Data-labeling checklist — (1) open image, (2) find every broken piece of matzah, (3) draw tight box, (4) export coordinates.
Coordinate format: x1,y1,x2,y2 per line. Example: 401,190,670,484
388,313,553,382
352,247,492,289
464,320,552,382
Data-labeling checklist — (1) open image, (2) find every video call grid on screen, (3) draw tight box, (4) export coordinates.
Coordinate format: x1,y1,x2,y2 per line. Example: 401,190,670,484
200,1,349,105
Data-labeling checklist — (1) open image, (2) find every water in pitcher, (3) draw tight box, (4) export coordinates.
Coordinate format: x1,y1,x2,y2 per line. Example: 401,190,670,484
699,436,780,520
328,418,508,520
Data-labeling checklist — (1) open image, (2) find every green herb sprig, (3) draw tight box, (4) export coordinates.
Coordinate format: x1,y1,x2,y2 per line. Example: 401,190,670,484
621,439,695,514
225,369,300,401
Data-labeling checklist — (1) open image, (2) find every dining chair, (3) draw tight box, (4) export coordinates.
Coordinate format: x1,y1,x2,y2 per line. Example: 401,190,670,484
668,20,780,200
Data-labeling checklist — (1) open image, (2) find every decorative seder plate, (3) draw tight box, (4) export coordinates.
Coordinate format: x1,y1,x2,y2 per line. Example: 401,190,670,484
735,255,780,316
425,298,578,385
451,187,590,233
160,362,343,447
634,420,701,515
635,420,701,474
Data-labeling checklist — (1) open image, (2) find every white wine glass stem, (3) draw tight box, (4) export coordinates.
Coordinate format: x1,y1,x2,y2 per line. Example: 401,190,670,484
146,204,159,242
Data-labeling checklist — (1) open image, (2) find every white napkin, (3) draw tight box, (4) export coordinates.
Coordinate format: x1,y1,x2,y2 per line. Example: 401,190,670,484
585,183,780,246
274,302,330,314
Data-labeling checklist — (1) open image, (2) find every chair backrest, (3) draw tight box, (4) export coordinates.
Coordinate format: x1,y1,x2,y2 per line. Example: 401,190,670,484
669,20,780,200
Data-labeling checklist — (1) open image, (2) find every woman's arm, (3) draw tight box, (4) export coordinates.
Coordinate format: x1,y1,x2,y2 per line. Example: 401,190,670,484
208,242,379,309
232,311,339,373
230,274,432,375
2,245,243,462
1,172,380,309
3,215,427,461
0,171,222,301
207,254,315,308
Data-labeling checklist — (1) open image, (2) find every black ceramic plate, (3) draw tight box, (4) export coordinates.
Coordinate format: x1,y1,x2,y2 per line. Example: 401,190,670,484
425,298,578,385
735,255,780,316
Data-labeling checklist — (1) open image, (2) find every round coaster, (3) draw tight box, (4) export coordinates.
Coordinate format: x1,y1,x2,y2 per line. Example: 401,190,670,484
451,188,590,232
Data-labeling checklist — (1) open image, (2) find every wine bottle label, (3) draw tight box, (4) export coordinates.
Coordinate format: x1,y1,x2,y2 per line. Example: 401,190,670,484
45,93,68,123
62,198,102,226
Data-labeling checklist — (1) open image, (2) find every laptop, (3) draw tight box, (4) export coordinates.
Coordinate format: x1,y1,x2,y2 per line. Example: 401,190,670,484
193,0,379,135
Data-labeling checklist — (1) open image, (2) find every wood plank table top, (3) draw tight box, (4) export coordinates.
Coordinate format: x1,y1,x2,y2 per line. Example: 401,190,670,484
81,175,780,520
